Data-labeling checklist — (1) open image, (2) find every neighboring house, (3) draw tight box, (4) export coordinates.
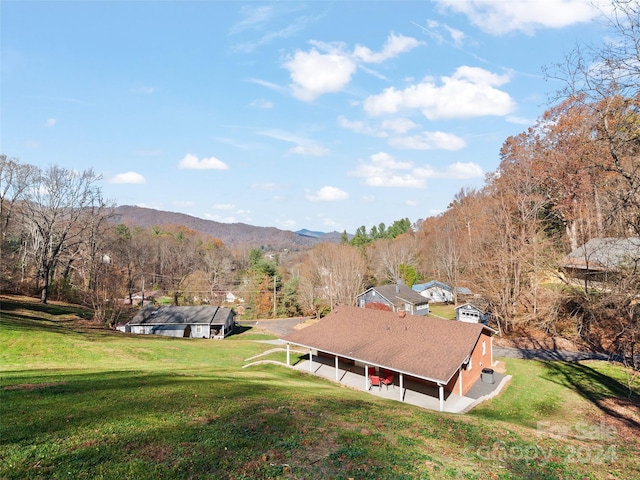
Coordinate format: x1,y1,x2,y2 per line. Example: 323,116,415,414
559,237,640,282
225,291,245,304
455,303,490,324
127,305,235,339
411,280,473,303
282,305,496,411
356,283,429,315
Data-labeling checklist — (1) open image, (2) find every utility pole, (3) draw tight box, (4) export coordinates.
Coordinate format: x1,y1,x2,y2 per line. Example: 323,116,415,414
273,276,277,319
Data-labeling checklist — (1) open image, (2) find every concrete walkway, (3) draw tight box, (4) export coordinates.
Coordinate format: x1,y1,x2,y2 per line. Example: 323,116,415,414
290,354,510,414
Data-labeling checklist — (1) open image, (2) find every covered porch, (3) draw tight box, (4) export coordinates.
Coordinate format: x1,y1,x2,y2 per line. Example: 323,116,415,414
285,346,507,413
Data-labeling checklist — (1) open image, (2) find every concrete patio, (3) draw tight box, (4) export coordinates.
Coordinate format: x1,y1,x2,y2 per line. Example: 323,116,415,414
290,353,510,413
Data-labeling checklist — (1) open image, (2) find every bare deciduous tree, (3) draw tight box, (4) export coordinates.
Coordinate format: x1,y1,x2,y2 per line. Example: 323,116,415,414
370,233,419,285
19,165,106,303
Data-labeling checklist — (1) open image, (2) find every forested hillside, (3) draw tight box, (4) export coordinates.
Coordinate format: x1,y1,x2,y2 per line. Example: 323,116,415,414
111,205,329,250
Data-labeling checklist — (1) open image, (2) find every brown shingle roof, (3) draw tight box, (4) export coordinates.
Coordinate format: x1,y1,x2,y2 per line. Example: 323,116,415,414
282,305,490,385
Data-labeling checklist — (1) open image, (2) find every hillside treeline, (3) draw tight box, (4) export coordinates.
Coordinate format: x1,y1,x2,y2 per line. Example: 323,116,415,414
420,0,640,364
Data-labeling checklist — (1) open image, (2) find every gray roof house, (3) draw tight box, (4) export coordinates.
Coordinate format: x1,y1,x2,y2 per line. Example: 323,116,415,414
559,237,640,282
412,280,473,304
128,305,235,339
356,283,429,316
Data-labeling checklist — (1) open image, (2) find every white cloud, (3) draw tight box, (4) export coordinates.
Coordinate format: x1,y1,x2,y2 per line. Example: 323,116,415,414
389,131,467,150
406,200,418,207
283,32,421,101
364,66,515,119
44,118,56,127
109,171,146,184
258,129,328,156
337,115,388,137
284,47,357,101
322,217,340,227
434,0,601,35
445,25,466,46
418,19,467,48
445,161,484,179
248,78,287,92
350,152,481,187
414,161,483,179
130,86,156,94
178,154,229,170
229,4,311,53
289,144,329,156
249,99,274,108
213,204,235,210
507,115,535,125
353,32,423,63
306,186,349,201
365,174,426,188
381,118,420,134
279,218,297,229
230,5,275,34
251,182,280,190
350,152,424,188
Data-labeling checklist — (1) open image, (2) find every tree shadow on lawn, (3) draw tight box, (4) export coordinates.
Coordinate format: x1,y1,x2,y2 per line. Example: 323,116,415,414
0,312,124,341
542,360,640,431
0,297,91,318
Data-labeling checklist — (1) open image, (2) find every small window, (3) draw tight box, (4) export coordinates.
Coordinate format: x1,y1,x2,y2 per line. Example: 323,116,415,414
482,340,486,356
468,357,472,371
195,325,202,334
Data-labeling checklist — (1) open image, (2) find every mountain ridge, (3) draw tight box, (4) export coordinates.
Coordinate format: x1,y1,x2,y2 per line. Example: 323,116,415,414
110,205,341,250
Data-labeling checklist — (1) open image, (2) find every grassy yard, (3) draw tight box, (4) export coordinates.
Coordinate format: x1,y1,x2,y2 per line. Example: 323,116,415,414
428,303,456,320
1,295,639,479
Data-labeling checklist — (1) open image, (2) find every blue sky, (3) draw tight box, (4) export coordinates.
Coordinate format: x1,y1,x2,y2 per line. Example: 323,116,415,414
2,1,613,233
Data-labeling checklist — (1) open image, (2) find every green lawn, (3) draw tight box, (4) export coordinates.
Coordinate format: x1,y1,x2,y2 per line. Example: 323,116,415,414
1,295,638,479
428,303,456,319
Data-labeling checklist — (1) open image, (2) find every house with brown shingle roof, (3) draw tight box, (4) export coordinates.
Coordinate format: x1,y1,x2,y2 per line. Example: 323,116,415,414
356,283,429,315
281,305,496,411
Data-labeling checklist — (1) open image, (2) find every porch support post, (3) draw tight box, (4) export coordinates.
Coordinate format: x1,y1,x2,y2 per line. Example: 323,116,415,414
439,384,444,412
399,373,404,402
309,348,313,372
459,370,463,396
286,344,290,366
365,365,369,390
335,356,339,381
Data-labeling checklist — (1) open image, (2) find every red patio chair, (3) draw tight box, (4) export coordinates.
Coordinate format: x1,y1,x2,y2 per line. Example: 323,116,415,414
381,372,394,389
369,374,381,390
